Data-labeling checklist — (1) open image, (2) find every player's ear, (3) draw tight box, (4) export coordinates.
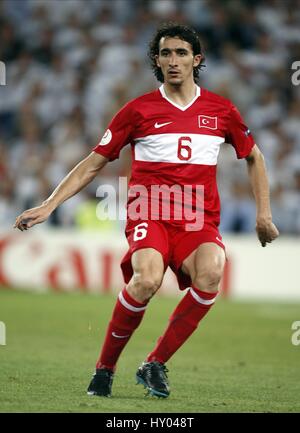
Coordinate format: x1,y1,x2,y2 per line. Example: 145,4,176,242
155,55,161,68
193,54,202,67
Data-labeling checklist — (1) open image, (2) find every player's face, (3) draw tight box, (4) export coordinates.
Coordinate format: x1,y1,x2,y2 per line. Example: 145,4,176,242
156,37,201,85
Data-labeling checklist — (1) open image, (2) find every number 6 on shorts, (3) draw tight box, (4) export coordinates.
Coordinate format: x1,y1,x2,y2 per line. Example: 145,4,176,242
133,222,148,241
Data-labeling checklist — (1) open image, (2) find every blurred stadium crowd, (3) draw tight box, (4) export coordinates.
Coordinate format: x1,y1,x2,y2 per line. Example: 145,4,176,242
0,0,299,234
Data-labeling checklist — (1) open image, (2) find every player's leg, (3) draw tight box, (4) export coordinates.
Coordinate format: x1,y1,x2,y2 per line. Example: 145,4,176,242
134,247,172,397
87,247,164,397
126,247,165,303
146,242,225,366
95,247,164,372
182,242,225,293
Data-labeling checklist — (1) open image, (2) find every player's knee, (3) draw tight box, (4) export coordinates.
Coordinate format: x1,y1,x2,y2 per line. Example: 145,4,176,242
128,272,162,302
193,268,222,293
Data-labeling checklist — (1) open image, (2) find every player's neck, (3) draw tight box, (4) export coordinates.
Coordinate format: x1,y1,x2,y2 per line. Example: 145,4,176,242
163,80,198,107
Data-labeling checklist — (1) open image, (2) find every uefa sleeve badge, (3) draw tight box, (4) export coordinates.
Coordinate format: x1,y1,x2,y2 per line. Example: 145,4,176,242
100,129,112,145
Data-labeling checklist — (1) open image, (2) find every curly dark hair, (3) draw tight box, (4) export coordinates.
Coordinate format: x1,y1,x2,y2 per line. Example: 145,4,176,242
148,22,206,84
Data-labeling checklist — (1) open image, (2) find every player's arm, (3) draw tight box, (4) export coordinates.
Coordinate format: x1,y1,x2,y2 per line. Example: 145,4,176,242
245,144,279,247
14,151,108,231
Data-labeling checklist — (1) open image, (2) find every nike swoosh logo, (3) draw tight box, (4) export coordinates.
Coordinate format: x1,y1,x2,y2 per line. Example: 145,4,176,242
154,122,173,128
112,332,130,339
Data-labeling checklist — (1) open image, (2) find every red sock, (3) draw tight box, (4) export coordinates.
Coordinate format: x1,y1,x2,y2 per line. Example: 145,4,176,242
96,287,148,371
147,286,218,364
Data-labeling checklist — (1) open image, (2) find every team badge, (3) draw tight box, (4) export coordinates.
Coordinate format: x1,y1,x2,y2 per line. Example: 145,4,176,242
198,115,217,130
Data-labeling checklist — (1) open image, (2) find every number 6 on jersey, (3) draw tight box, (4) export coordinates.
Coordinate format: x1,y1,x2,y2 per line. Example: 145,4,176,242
177,137,192,161
133,222,148,241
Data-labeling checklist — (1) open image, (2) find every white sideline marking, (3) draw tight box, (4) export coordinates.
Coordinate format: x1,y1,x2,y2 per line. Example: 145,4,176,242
0,322,6,345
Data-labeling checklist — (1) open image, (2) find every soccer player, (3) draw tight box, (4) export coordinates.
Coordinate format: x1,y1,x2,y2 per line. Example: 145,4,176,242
14,23,279,399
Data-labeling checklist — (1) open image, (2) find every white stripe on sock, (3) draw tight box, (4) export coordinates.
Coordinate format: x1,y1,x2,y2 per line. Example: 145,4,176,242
118,291,147,312
188,287,216,305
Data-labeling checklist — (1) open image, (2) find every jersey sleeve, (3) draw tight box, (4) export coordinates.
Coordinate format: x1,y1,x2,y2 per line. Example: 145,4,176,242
92,102,134,161
225,103,255,159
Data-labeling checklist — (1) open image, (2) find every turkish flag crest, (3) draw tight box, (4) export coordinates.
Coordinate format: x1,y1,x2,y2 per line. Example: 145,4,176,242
198,115,217,130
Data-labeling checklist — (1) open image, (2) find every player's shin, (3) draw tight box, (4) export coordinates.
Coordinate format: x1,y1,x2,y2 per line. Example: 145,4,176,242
96,287,148,371
147,285,218,364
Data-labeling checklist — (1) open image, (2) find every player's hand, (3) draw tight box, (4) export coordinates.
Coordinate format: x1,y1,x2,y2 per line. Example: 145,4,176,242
13,203,53,231
256,217,279,247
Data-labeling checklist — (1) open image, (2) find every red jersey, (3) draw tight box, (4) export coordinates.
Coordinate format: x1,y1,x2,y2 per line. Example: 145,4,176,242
93,85,255,228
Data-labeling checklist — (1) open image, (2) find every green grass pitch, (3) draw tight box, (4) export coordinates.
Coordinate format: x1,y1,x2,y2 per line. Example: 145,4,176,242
0,289,299,413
